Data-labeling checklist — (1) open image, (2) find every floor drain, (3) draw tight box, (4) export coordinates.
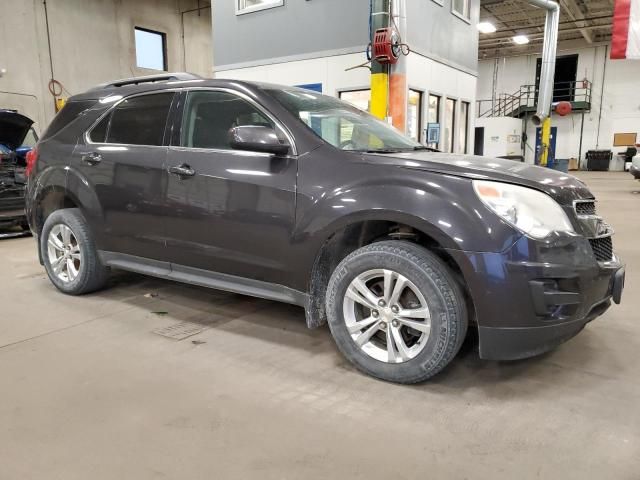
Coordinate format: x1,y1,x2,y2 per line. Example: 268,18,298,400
153,321,208,340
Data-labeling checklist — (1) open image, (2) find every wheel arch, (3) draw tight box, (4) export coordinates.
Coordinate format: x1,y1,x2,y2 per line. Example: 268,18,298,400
32,167,103,234
304,213,475,331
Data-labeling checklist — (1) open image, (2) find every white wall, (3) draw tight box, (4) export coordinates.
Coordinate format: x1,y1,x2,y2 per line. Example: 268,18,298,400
0,0,212,133
475,117,523,158
215,53,371,97
407,54,477,153
477,45,640,165
216,52,477,154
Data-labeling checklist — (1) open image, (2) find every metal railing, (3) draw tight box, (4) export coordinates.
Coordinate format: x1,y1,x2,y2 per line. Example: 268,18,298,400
476,80,592,118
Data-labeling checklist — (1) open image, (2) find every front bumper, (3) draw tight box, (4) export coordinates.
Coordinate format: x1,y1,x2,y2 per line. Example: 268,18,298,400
0,197,26,226
447,234,625,361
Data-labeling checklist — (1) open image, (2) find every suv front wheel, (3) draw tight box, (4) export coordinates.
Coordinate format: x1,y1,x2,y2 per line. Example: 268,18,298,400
41,208,109,295
326,241,468,384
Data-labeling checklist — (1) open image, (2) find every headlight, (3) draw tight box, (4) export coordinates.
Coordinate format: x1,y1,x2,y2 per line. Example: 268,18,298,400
473,180,575,239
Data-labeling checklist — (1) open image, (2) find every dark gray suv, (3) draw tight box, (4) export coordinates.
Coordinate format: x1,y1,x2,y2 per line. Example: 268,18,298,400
25,73,625,383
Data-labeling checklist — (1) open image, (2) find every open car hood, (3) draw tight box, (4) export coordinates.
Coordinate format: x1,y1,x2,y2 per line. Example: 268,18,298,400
0,110,33,151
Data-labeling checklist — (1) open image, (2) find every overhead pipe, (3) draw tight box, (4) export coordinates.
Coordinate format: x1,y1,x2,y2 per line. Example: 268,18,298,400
528,0,560,127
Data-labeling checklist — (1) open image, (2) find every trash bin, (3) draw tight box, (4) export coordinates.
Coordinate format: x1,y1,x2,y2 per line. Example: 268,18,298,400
586,150,612,171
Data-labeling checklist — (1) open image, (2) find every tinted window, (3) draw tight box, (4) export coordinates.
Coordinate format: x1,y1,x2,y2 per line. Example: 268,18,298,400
89,114,110,143
181,91,274,149
41,100,95,140
107,93,174,146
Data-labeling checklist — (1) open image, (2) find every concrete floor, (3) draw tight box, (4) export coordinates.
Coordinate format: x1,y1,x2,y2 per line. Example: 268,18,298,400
1,172,638,479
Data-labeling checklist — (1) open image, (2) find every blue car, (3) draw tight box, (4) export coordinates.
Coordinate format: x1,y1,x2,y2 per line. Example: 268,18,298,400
0,109,38,231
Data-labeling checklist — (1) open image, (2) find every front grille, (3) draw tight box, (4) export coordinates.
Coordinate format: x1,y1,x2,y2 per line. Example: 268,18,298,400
589,236,613,262
575,200,596,216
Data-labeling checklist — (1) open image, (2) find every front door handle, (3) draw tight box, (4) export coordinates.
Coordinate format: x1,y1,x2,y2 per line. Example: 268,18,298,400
168,164,196,177
81,152,102,165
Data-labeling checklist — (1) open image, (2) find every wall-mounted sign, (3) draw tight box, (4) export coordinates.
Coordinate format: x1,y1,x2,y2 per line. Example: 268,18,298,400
426,123,440,144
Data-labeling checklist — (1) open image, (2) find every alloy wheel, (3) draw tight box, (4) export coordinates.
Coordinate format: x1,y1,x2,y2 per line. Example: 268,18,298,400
47,224,82,283
342,269,431,363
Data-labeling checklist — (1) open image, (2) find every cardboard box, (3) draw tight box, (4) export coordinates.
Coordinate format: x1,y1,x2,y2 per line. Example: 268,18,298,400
569,158,579,171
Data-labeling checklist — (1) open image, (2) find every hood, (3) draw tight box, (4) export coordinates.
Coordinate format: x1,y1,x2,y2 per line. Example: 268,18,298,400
365,151,593,205
0,110,33,151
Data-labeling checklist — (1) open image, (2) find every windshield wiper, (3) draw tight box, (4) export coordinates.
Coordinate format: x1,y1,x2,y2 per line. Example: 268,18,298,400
412,146,440,152
358,148,405,154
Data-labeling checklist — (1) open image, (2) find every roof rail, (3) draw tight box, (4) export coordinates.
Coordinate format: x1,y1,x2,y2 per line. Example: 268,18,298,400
88,72,202,92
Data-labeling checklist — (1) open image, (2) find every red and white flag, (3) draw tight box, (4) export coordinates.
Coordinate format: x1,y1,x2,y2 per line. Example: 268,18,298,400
611,0,640,59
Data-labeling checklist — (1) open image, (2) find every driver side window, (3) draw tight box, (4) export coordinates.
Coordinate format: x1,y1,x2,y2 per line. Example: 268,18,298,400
181,91,275,149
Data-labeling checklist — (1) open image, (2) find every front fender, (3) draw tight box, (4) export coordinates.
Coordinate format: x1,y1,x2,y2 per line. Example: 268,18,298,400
296,169,519,254
290,151,522,292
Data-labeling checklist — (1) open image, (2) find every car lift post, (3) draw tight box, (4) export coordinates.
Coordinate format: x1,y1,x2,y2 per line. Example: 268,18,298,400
370,0,390,121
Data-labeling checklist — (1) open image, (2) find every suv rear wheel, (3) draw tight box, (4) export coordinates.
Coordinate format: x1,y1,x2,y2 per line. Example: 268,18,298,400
41,208,109,295
326,241,468,383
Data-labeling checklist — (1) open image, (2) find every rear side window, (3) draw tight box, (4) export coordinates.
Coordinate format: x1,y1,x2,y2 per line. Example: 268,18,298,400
42,100,95,140
105,93,174,146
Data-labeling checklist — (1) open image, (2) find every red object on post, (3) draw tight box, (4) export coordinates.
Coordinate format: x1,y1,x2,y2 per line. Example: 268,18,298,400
555,101,572,117
373,28,399,64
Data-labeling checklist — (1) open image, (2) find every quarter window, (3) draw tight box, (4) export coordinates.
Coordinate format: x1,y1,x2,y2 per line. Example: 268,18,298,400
105,93,174,146
236,0,284,15
89,114,110,143
180,91,275,150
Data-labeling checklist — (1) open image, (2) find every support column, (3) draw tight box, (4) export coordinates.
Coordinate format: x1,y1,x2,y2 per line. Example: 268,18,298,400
370,0,390,120
389,0,407,133
540,116,552,166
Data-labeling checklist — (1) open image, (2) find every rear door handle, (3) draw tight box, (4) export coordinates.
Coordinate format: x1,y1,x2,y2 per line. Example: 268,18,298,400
81,152,102,165
168,164,196,177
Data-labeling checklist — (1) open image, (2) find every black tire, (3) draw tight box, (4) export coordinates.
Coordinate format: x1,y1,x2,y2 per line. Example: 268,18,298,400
326,241,468,384
40,208,109,295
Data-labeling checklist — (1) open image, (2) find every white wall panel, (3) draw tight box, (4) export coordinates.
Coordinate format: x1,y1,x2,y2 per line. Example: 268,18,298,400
477,45,640,165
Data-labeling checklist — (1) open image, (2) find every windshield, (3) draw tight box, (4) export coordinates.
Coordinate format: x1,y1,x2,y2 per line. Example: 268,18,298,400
265,88,422,152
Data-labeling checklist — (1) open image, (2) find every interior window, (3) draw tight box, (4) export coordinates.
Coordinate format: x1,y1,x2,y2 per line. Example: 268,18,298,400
181,91,275,149
452,0,470,19
134,27,167,71
236,0,283,15
107,93,174,146
339,90,371,112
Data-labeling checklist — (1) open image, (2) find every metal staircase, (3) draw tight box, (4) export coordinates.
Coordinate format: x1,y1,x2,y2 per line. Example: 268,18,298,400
477,80,592,118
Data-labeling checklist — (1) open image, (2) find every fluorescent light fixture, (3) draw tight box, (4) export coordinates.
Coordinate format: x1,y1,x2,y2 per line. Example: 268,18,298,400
477,22,497,34
512,35,530,45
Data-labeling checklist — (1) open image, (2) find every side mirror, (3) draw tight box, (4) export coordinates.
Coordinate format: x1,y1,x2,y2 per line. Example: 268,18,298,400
228,125,290,155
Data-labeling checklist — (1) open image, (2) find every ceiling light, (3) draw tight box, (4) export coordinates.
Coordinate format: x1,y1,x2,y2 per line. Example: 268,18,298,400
477,22,497,34
512,35,530,45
